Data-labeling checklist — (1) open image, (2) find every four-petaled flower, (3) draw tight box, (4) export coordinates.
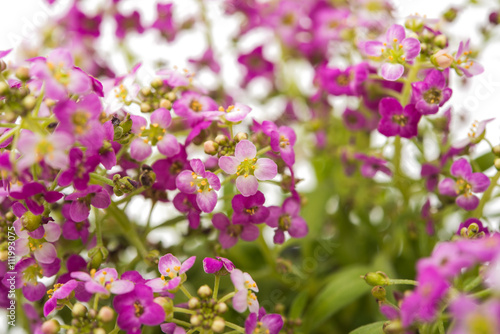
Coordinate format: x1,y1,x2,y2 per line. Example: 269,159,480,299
438,158,490,211
219,140,277,197
212,213,260,249
364,24,421,81
411,70,452,115
245,307,284,334
266,196,308,244
176,159,221,212
262,121,297,166
71,268,134,296
203,257,235,275
231,269,259,313
377,97,421,138
43,279,79,316
147,254,195,292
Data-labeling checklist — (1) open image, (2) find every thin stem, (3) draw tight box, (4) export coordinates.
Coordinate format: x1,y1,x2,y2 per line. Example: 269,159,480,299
94,207,103,246
473,171,500,218
90,173,114,187
0,123,16,128
173,307,196,315
388,279,418,286
256,146,272,156
180,284,193,299
0,125,20,145
225,322,245,333
93,295,100,310
218,291,235,304
213,275,220,300
171,319,192,328
150,216,186,231
114,186,146,204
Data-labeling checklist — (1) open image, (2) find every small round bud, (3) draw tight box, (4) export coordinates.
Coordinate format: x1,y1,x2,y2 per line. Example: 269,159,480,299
94,329,106,334
151,78,164,89
22,95,37,110
494,158,500,171
154,296,174,320
383,320,404,334
197,285,212,298
0,60,6,72
274,303,285,314
234,132,248,142
190,315,201,326
88,309,97,319
0,81,9,95
140,87,152,97
41,319,60,334
188,297,200,310
166,91,177,101
215,302,227,314
493,145,500,156
431,50,454,69
15,67,30,81
45,99,56,108
21,211,42,232
371,286,387,301
67,329,76,334
72,303,87,317
489,12,499,25
98,306,114,322
362,271,389,287
159,98,172,110
215,134,228,145
204,141,219,155
434,35,447,48
443,7,458,22
211,317,225,333
140,102,152,113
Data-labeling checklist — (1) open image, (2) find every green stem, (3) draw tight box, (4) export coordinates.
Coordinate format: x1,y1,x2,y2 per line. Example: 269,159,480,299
90,173,114,187
150,216,186,231
93,295,100,310
0,123,17,128
180,284,193,299
213,275,220,300
94,207,103,246
225,322,245,333
256,146,272,156
473,171,500,218
114,186,146,204
388,279,418,286
173,307,196,315
0,125,20,145
471,288,492,299
218,291,235,304
171,319,192,327
107,203,148,259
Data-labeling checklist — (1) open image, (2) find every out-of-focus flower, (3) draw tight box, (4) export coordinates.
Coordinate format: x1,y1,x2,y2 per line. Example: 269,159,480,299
266,196,308,244
212,213,259,249
377,98,421,138
245,307,284,334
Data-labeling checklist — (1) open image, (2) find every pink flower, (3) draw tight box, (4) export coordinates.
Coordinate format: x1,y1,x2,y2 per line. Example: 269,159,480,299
212,213,259,249
70,268,134,296
17,131,73,171
219,140,277,196
364,24,421,81
262,121,297,166
454,40,484,77
146,254,195,292
175,159,221,212
230,269,259,313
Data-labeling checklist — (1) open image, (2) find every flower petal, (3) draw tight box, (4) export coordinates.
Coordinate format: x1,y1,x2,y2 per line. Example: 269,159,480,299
381,63,404,81
236,175,259,197
235,140,257,161
254,158,277,181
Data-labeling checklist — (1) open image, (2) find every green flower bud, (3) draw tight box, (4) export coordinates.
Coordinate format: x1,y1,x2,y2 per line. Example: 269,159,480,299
94,329,106,334
140,164,156,187
0,81,9,95
72,303,87,318
0,60,6,72
166,91,177,101
154,297,174,321
434,35,447,48
383,320,404,334
140,87,152,97
160,98,172,110
190,314,201,326
362,271,389,286
113,175,138,195
234,132,248,142
15,67,30,81
140,102,152,113
495,158,500,171
215,134,228,146
215,302,227,314
87,246,109,270
197,285,212,298
22,95,36,110
188,297,200,310
204,141,219,155
493,145,500,156
371,286,387,301
113,126,124,141
443,7,458,22
151,78,164,89
211,317,225,333
21,211,42,232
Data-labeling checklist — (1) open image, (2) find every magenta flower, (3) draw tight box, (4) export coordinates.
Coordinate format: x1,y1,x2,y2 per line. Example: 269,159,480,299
203,257,235,275
54,93,102,138
262,121,296,166
411,70,452,115
353,153,392,179
377,98,421,138
17,130,74,171
231,191,270,224
237,45,274,87
82,120,118,169
449,296,500,334
2,258,47,301
114,11,145,39
212,213,259,249
146,254,195,292
172,193,201,229
113,284,165,333
152,147,188,191
421,163,440,192
206,103,252,124
245,308,284,334
176,159,221,212
152,3,177,41
43,280,79,316
400,262,450,326
9,182,63,215
438,158,490,211
364,24,421,81
65,185,111,222
130,108,180,160
61,204,90,244
342,109,367,131
30,48,91,100
454,40,484,77
58,148,100,191
315,63,368,96
161,323,186,334
71,268,134,296
230,269,259,313
172,92,219,126
219,140,277,197
189,48,221,74
457,218,489,238
266,196,308,244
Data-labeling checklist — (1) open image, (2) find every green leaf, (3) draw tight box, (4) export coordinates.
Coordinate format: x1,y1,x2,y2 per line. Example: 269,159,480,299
348,321,385,334
302,265,372,332
289,290,309,319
